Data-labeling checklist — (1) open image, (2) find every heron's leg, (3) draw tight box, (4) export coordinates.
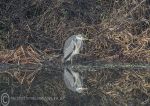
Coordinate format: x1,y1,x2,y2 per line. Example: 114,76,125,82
74,54,78,63
71,58,73,65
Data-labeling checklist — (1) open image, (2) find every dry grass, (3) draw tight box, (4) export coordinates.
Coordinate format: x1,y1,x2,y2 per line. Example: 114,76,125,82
87,69,150,105
0,0,150,62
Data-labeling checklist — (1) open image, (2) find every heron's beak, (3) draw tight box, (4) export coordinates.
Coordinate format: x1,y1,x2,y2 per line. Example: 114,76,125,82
83,38,93,42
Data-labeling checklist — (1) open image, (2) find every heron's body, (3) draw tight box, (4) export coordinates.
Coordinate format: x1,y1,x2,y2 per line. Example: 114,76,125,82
63,34,84,62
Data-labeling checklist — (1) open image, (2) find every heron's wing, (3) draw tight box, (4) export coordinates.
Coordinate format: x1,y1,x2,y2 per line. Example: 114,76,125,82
63,39,75,61
64,35,76,51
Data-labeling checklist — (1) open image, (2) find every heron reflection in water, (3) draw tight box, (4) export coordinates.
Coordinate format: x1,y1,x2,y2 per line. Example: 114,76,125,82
63,67,87,93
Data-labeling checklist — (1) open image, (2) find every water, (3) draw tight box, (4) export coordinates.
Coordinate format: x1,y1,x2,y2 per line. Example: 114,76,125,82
0,62,150,106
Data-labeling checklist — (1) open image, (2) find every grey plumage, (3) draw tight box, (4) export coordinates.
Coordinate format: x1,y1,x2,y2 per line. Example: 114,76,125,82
63,34,84,62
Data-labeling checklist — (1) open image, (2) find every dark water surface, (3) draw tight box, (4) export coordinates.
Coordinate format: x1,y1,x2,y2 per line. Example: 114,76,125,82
0,62,150,106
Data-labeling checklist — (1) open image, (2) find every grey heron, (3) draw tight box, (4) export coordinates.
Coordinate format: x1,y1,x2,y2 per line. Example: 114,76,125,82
62,34,87,63
63,67,87,93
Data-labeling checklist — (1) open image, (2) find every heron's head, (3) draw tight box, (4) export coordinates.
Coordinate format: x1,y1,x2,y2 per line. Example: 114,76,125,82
76,34,84,40
76,34,92,41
